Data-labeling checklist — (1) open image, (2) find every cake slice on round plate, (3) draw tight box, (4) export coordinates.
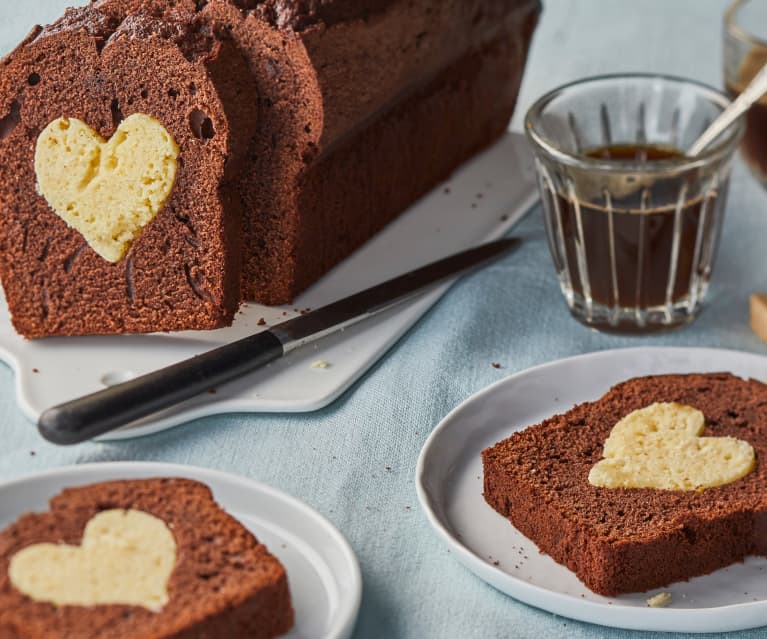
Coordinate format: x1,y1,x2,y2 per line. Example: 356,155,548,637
482,373,767,596
0,477,293,638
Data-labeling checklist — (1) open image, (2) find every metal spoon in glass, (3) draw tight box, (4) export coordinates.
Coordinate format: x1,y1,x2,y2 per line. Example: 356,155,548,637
688,63,767,155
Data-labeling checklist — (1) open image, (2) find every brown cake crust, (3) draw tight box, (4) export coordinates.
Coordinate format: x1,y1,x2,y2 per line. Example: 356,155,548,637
255,0,393,31
0,6,257,337
482,373,767,596
0,478,293,638
242,0,540,304
96,0,405,32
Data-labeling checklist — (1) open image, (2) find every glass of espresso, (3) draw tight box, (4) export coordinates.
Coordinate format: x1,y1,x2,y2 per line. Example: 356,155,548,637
525,74,743,332
725,0,767,184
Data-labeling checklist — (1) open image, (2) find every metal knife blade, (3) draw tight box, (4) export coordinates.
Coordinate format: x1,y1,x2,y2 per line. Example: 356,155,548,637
38,238,520,444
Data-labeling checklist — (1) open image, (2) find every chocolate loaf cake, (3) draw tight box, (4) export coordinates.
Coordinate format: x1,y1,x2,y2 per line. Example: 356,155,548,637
0,478,293,638
0,0,539,336
0,5,257,337
265,0,540,302
96,0,541,304
241,0,540,303
482,373,767,596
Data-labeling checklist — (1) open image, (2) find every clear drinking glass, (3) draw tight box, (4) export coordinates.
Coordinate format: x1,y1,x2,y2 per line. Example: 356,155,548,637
525,74,743,332
724,0,767,185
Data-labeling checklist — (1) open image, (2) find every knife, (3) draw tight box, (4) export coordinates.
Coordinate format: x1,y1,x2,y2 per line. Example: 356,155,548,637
38,238,520,445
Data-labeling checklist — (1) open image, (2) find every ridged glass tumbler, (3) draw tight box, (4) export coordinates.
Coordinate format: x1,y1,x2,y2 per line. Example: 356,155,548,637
525,74,744,332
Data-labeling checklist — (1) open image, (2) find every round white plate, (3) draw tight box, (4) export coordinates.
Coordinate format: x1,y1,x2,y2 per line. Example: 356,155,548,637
0,462,361,639
416,346,767,633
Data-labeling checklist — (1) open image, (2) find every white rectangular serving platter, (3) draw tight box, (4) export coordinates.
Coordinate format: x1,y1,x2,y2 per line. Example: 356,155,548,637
0,133,538,440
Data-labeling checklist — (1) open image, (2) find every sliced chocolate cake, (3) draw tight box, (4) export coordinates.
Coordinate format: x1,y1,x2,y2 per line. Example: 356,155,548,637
98,0,541,305
0,5,257,337
482,373,767,596
0,0,539,336
0,478,293,638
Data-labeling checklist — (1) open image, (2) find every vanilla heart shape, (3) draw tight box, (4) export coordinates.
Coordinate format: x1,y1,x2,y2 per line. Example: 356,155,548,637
8,509,177,612
588,402,755,491
35,114,179,263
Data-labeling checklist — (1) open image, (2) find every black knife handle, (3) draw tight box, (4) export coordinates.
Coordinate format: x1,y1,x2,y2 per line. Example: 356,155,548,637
37,331,285,445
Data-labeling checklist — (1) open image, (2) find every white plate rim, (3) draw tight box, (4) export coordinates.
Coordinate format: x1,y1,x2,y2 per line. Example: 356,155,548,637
415,346,767,633
0,461,362,639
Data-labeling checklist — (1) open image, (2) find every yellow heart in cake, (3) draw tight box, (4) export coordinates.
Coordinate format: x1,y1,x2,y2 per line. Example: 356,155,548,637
588,402,755,491
8,509,177,612
35,114,179,263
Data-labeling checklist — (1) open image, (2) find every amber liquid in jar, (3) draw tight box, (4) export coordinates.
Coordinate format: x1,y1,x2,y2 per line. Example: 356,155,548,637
556,144,717,314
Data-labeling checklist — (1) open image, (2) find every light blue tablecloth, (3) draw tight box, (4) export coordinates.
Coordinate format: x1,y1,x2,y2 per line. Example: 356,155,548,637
2,1,767,637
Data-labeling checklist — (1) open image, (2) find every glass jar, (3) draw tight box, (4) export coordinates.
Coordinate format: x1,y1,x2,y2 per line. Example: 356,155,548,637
526,74,743,332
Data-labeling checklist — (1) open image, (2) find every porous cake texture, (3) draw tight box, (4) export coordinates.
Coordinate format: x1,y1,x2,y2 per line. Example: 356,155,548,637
482,373,767,595
0,478,293,638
